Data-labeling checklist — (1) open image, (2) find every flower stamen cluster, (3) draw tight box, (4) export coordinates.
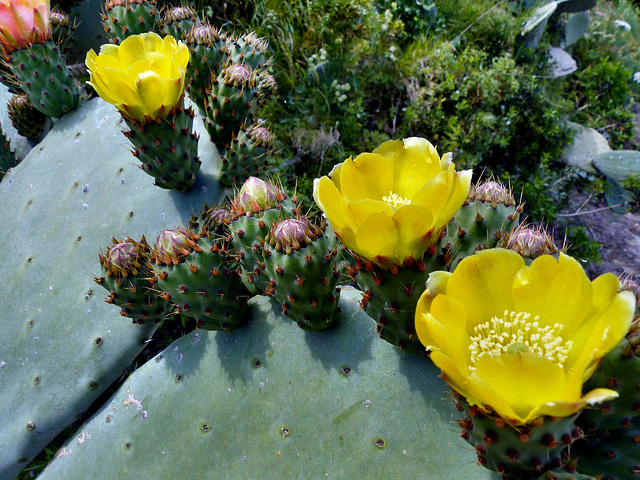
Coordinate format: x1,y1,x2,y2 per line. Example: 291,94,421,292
382,191,411,209
469,311,572,370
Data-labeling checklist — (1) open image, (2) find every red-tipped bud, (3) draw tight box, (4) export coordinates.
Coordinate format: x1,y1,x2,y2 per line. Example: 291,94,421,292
247,124,275,148
469,180,515,207
233,177,284,214
223,64,254,89
500,225,558,260
153,227,200,264
239,32,268,54
99,237,150,277
186,23,224,46
267,217,323,255
163,5,197,24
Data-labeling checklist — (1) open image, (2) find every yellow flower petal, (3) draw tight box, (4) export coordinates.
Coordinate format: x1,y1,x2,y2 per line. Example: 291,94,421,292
475,352,567,424
313,176,346,230
136,70,165,118
373,138,442,199
446,249,524,329
340,153,394,202
84,32,187,121
313,137,470,266
393,204,435,258
352,211,399,263
346,198,393,228
329,161,343,191
411,165,472,228
425,296,471,369
565,289,635,387
534,388,619,419
415,271,451,347
512,253,593,334
416,247,635,426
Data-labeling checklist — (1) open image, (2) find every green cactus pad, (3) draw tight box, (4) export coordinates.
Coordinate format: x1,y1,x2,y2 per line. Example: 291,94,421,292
7,93,47,139
0,96,222,479
219,123,275,187
8,41,82,118
230,206,292,294
122,100,201,192
204,63,260,147
0,127,18,178
576,339,640,432
227,32,269,69
160,5,199,40
36,289,493,480
95,236,171,325
102,0,159,44
184,23,230,111
263,218,342,331
456,395,581,479
352,248,448,354
443,197,520,268
152,234,250,331
570,415,640,479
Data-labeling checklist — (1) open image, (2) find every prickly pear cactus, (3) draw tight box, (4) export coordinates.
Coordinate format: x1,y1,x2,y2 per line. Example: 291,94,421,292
0,94,221,479
36,289,493,480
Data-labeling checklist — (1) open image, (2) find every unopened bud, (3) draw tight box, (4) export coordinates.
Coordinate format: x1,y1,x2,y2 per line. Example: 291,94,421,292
233,177,283,214
501,226,558,260
469,180,515,207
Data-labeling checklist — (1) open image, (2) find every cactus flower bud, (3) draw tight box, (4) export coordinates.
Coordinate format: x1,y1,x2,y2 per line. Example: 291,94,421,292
268,217,322,254
500,225,559,260
7,93,46,139
469,180,515,207
186,23,225,46
239,31,268,54
223,64,254,88
99,238,149,277
154,228,200,265
0,0,50,53
247,124,275,148
163,5,196,24
233,177,284,214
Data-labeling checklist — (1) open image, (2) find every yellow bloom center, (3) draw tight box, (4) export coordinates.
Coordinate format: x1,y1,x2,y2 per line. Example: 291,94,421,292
468,310,573,370
382,191,411,209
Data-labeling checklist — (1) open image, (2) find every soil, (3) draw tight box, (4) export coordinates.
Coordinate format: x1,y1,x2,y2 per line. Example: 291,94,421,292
555,193,640,281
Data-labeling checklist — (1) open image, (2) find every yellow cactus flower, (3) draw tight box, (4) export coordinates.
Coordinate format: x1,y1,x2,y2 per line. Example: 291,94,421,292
313,138,472,268
0,0,50,53
85,32,189,123
415,248,636,426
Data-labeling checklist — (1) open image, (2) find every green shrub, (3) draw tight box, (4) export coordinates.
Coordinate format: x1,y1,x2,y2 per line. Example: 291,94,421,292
399,40,573,220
